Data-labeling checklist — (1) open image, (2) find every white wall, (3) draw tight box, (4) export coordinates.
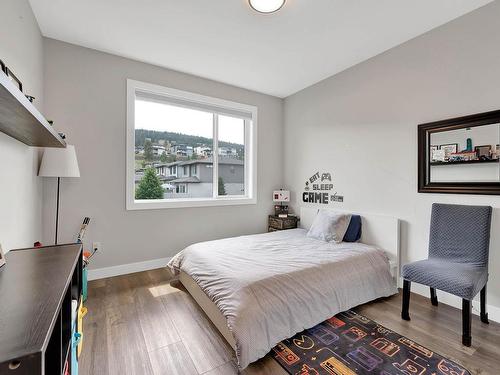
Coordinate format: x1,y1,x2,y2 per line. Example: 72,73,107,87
42,39,284,270
0,0,44,252
284,2,500,316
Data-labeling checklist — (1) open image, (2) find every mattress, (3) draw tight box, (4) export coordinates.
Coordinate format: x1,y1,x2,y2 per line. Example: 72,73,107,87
167,228,397,369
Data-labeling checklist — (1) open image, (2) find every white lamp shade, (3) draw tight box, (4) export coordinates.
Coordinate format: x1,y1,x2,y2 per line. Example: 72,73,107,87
39,145,80,178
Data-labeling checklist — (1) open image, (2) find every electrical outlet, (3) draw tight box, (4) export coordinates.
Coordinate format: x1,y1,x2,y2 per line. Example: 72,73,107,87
92,242,101,253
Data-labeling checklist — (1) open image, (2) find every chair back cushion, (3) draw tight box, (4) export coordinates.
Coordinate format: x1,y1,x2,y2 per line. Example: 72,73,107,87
429,203,492,267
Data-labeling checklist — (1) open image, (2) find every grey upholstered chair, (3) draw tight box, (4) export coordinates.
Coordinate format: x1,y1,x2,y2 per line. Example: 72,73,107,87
401,203,492,347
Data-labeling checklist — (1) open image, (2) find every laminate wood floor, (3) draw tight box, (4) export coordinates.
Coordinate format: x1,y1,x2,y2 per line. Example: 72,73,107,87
80,269,500,375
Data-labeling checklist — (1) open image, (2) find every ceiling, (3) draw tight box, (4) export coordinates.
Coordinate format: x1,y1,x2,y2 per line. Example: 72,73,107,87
29,0,491,98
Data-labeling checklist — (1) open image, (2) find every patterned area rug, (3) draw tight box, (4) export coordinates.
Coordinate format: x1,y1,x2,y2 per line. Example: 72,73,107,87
272,310,471,375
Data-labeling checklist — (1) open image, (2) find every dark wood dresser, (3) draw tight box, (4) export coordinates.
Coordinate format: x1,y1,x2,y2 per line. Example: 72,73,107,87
268,215,299,232
0,244,83,375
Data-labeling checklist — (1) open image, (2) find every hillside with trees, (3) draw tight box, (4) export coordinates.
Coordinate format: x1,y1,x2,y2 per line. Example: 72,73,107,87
135,129,243,149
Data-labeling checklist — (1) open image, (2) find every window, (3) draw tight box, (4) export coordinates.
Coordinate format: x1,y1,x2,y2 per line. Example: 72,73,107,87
176,184,187,194
127,79,257,210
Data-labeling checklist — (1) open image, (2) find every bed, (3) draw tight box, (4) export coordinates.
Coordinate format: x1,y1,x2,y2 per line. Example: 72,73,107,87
167,207,400,369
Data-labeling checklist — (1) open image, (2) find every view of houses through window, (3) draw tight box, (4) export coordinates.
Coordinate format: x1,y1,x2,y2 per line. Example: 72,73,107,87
134,98,246,200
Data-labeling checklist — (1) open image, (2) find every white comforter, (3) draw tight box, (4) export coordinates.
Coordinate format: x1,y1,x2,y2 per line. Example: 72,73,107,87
167,229,397,369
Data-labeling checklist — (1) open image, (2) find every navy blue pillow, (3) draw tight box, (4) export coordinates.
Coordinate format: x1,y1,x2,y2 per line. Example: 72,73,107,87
343,215,362,242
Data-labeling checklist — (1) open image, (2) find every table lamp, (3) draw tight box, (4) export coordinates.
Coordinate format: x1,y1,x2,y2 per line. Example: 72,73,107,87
39,145,80,244
273,190,290,217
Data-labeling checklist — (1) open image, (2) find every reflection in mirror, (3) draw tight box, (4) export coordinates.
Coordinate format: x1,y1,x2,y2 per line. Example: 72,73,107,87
429,123,500,183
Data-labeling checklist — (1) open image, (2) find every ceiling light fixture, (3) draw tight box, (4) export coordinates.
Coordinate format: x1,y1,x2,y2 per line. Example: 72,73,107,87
248,0,286,14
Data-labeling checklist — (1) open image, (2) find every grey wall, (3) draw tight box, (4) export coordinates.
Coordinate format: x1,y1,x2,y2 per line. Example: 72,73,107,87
0,0,44,251
42,39,284,269
284,2,500,312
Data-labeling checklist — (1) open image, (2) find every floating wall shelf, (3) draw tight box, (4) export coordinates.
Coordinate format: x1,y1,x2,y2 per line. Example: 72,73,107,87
0,72,66,147
430,159,499,166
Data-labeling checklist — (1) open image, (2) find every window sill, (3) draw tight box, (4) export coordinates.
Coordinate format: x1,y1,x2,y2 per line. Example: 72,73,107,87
127,196,257,210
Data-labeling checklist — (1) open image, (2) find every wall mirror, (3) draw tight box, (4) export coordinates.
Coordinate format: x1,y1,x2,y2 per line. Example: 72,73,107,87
418,110,500,195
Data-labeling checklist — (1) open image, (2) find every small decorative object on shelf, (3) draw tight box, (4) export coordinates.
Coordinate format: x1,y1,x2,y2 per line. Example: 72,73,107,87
431,148,445,162
5,66,23,92
448,151,476,163
25,95,35,103
439,143,458,161
58,132,66,139
466,137,473,152
0,59,23,92
268,215,299,232
494,144,500,159
0,244,5,268
475,145,492,160
429,145,438,160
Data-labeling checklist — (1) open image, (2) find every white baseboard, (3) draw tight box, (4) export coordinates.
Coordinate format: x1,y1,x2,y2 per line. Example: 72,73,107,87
411,283,500,323
88,257,172,281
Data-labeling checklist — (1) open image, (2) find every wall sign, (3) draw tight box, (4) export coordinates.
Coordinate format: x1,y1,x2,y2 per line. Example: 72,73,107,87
302,171,344,204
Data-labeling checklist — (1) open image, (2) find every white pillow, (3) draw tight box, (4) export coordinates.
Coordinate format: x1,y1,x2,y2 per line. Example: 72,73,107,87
307,210,352,243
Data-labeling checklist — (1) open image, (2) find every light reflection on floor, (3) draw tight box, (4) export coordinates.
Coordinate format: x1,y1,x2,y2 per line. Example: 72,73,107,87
148,281,182,297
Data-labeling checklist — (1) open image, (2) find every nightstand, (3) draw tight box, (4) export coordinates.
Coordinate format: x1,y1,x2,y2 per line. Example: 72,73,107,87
268,215,299,232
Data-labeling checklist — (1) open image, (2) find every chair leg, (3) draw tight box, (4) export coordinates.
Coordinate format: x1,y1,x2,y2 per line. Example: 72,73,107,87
462,299,472,347
480,285,489,324
402,280,411,321
430,287,438,306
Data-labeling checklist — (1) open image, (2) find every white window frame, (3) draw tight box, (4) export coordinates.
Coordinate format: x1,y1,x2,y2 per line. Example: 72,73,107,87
126,79,257,210
176,184,187,194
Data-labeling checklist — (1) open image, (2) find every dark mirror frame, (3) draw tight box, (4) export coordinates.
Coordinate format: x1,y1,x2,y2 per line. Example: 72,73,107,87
418,109,500,195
